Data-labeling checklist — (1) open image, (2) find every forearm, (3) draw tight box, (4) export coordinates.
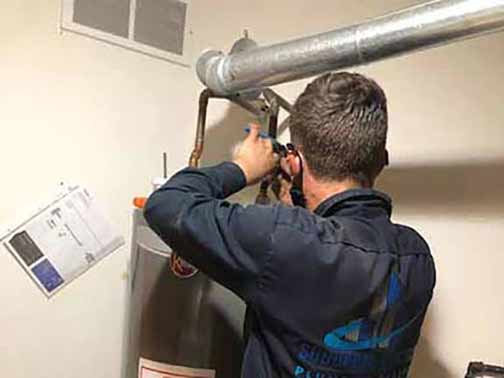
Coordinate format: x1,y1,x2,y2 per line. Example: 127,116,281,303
165,162,246,198
143,161,275,300
144,162,246,239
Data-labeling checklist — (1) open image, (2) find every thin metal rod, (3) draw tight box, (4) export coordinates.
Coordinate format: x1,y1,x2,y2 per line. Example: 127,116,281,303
163,152,167,179
197,0,504,95
263,89,293,113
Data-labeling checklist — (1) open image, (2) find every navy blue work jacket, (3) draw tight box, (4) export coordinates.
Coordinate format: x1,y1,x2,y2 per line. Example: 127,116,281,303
144,162,436,378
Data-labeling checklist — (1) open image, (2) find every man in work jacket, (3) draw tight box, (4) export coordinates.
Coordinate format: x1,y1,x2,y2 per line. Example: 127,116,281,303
145,72,436,378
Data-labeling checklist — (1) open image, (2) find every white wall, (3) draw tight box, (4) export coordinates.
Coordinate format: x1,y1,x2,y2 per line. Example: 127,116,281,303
1,1,503,377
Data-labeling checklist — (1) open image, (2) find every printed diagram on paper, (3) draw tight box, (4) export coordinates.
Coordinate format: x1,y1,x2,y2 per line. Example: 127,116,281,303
139,358,215,378
0,185,124,297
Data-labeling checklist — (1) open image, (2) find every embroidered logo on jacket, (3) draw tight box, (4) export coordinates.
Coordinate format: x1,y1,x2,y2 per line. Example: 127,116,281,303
293,270,418,377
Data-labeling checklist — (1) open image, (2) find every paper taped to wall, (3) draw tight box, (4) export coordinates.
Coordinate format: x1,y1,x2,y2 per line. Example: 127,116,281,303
0,184,124,297
138,358,215,378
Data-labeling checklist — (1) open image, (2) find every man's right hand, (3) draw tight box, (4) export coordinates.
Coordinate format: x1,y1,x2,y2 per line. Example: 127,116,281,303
232,124,279,186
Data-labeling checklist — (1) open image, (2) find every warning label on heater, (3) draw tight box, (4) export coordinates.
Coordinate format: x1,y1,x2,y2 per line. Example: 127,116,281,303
139,358,215,378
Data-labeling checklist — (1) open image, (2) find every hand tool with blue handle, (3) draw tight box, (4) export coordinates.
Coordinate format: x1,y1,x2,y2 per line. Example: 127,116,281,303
243,127,288,157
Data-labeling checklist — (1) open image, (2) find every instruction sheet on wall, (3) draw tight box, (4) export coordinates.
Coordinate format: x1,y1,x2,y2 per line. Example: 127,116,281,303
0,184,124,297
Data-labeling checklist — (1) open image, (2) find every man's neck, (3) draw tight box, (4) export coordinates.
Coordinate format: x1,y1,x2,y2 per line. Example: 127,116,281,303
304,176,363,212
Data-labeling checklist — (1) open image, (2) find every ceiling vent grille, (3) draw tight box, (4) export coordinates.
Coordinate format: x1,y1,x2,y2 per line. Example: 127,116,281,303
61,0,192,66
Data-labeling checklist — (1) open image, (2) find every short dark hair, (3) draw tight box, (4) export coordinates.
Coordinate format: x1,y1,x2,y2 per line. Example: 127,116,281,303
290,72,388,187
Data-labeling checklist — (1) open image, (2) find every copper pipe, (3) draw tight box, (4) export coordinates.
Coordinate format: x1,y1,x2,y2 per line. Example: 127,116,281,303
189,90,268,168
189,89,213,167
255,94,280,205
175,89,215,278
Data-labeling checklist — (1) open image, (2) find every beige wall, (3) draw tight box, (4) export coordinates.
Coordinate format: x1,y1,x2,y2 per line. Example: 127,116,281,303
1,1,503,377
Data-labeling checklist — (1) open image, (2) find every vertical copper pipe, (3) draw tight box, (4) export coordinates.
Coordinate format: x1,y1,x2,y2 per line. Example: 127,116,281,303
172,89,214,279
189,89,213,168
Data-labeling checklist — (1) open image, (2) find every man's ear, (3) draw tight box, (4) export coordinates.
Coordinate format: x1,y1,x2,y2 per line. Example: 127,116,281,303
289,154,302,177
281,154,300,177
370,149,388,186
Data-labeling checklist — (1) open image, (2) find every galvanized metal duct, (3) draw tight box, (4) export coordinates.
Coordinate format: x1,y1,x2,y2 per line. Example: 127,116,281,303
196,0,504,95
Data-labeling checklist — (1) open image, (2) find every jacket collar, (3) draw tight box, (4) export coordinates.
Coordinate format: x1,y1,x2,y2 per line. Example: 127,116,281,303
313,188,392,218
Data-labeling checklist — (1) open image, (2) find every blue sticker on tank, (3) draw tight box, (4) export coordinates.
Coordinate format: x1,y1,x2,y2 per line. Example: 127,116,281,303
32,259,64,292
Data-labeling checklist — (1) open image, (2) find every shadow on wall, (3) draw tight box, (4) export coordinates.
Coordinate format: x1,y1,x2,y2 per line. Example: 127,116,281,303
201,101,504,214
410,336,454,378
199,100,504,216
378,160,504,377
409,310,455,378
377,160,504,216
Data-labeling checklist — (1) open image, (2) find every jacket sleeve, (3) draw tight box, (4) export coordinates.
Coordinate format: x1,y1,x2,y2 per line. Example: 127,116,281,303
144,162,277,302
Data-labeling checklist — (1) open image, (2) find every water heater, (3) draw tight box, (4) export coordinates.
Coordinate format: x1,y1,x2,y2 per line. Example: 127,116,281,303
121,208,246,378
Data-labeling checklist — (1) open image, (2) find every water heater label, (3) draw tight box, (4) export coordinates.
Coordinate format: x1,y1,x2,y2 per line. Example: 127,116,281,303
139,358,215,378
